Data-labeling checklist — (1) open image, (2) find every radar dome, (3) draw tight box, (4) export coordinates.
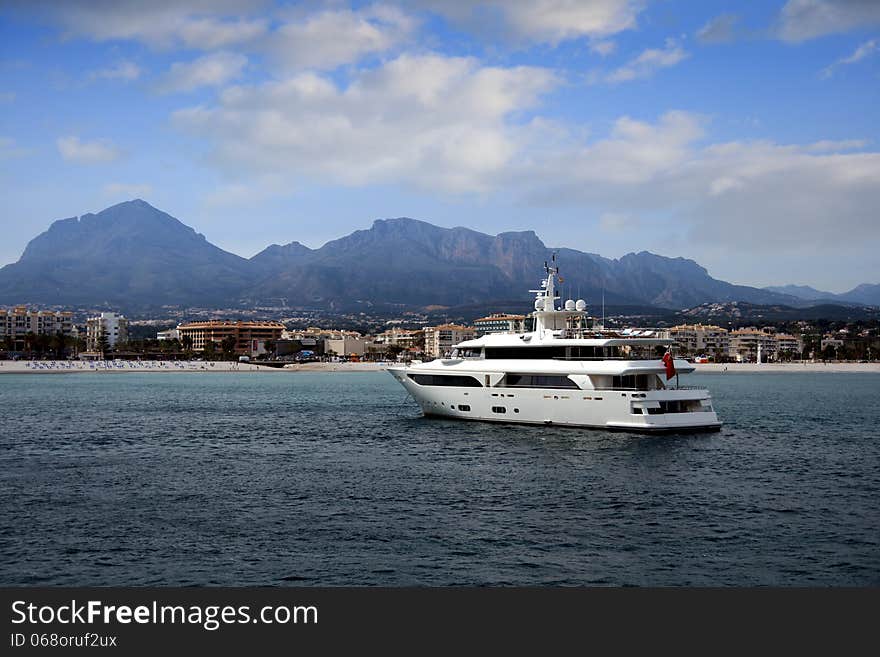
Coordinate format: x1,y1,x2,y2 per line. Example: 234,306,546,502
535,298,543,311
564,299,575,311
575,299,586,311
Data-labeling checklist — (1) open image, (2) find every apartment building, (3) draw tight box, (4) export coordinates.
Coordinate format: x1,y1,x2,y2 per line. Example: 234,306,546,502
1,306,75,350
373,328,422,349
668,323,729,358
423,324,475,358
85,312,129,351
728,328,778,362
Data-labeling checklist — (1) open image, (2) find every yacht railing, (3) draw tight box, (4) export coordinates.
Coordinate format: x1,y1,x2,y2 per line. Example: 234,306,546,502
550,356,661,361
592,385,708,392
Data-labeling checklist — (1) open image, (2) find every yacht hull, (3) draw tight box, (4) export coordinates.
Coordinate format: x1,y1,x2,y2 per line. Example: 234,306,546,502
387,367,722,434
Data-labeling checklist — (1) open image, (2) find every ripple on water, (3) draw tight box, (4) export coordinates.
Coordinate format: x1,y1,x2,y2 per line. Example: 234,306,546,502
0,371,878,585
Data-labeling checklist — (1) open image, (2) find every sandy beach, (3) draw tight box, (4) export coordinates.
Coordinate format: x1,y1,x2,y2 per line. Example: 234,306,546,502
1,359,878,374
693,362,880,374
0,359,388,374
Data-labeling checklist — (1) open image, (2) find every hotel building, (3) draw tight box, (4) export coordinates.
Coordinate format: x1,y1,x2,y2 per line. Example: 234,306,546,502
176,320,284,356
473,313,526,336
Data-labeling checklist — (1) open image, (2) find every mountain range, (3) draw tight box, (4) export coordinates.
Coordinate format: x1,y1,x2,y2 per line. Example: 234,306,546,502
0,200,876,312
762,284,880,307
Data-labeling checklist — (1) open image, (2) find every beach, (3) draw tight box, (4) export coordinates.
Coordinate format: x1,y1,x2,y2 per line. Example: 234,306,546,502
693,362,880,374
0,359,388,374
1,359,878,374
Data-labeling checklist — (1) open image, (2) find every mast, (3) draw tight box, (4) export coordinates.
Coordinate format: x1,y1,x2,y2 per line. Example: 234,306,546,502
530,254,560,334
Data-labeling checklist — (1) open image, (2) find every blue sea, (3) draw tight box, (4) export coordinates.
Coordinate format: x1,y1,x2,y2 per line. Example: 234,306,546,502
1,371,878,586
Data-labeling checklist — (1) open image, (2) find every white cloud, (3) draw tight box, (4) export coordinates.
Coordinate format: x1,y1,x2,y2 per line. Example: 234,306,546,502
493,0,641,43
518,113,880,252
419,0,643,45
56,136,121,164
103,182,153,198
778,0,880,42
269,6,416,71
590,40,617,56
605,38,689,83
806,139,867,151
173,53,557,192
599,212,640,232
91,60,142,81
176,15,268,50
708,176,744,195
18,0,268,50
170,47,880,253
820,39,877,77
157,52,248,93
697,14,739,44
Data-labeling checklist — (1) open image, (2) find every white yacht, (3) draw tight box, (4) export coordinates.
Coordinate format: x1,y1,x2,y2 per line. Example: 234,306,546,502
387,260,722,433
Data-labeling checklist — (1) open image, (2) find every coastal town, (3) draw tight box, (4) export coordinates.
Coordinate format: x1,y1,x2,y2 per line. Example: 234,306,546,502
2,304,877,367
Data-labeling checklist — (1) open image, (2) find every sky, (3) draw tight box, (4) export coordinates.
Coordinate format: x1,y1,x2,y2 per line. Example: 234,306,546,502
1,0,878,293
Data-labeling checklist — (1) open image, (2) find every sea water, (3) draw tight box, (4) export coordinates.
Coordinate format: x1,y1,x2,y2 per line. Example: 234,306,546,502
1,371,877,585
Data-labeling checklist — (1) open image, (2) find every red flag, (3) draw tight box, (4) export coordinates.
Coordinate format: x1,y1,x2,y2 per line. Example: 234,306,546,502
662,351,676,380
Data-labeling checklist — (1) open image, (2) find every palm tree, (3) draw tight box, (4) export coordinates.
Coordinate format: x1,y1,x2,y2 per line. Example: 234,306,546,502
35,333,51,357
51,330,67,358
24,331,37,356
220,336,237,360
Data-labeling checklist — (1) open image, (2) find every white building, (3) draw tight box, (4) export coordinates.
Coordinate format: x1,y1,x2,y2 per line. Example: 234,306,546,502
668,323,730,358
473,313,526,336
729,328,777,362
373,328,422,349
1,306,75,350
86,312,129,351
156,328,180,341
775,333,803,357
423,324,475,358
325,336,369,358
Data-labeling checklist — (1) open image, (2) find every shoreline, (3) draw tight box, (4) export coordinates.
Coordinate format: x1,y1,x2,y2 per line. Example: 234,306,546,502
0,360,388,374
693,362,880,374
1,360,878,374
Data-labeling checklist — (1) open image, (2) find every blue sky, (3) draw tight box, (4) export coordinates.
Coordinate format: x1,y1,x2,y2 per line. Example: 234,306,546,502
1,0,878,292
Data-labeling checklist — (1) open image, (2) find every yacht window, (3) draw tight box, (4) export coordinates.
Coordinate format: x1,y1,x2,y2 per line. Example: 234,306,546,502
458,404,471,411
631,407,643,415
485,347,567,359
611,374,649,390
491,406,506,413
408,374,482,387
503,374,579,389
